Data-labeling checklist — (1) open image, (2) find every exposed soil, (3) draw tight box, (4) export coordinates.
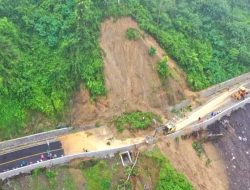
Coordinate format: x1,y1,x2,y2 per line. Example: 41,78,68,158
70,17,193,127
158,139,228,190
208,104,250,190
66,17,231,190
59,126,144,155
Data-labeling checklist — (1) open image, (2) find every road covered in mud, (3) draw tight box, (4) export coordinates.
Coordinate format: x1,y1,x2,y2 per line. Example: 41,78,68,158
208,104,250,190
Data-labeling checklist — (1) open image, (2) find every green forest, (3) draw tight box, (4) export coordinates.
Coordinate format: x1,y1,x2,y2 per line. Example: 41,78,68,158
0,0,250,139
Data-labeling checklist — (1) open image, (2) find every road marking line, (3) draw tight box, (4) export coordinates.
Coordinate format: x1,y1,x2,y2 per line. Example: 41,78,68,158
0,138,57,156
0,148,63,167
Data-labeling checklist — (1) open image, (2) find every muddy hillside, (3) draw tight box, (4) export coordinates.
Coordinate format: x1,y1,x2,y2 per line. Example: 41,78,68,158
70,17,193,126
208,104,250,190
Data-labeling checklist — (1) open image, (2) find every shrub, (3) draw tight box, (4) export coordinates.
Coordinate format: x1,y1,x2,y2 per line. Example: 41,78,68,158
125,166,139,177
113,111,162,132
45,169,57,187
144,148,194,190
192,141,205,158
95,121,101,128
32,168,44,177
205,158,212,167
148,46,156,56
82,160,112,190
126,28,141,40
157,56,169,79
175,137,179,144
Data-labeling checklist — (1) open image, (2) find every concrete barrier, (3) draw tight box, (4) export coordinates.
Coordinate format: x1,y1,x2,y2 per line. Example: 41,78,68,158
0,128,72,151
167,97,250,139
199,72,250,98
0,143,143,180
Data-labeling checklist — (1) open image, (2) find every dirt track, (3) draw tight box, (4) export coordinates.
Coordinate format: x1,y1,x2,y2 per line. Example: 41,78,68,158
208,104,250,190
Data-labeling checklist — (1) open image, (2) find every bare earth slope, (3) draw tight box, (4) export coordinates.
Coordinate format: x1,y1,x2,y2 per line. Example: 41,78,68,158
158,139,228,190
71,17,192,126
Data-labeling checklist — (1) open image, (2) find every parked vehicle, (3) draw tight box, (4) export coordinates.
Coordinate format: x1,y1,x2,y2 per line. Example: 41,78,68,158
20,160,28,167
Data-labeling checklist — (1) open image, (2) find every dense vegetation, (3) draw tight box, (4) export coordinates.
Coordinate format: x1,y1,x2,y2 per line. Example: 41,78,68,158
82,160,112,190
157,56,170,79
1,0,250,138
0,0,107,139
145,148,194,190
113,111,162,132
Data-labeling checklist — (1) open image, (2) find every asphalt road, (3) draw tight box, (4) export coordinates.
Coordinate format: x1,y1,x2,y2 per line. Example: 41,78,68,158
0,141,64,173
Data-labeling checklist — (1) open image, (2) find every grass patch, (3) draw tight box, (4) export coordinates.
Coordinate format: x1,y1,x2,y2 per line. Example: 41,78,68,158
45,169,57,188
63,173,78,190
192,140,213,167
157,56,170,80
144,148,194,190
30,167,78,190
126,28,141,40
113,111,162,132
81,160,112,190
192,140,205,158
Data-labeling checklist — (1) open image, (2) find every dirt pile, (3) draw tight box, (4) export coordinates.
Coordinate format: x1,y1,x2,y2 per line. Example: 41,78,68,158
71,17,193,126
208,104,250,190
59,126,144,155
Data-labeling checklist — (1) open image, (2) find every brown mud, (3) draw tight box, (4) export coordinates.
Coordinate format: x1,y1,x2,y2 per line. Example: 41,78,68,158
70,17,193,127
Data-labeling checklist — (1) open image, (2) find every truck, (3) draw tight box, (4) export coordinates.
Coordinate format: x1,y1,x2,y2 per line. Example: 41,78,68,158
231,87,249,100
162,123,176,135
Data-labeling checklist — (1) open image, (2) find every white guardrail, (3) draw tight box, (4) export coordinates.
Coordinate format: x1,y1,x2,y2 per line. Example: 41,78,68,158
0,143,143,180
167,96,250,139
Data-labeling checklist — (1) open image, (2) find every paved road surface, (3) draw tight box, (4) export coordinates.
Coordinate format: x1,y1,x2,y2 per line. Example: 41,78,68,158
0,141,64,173
175,81,250,130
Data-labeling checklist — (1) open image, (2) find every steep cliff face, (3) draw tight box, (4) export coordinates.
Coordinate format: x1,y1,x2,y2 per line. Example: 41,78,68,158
208,104,250,190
